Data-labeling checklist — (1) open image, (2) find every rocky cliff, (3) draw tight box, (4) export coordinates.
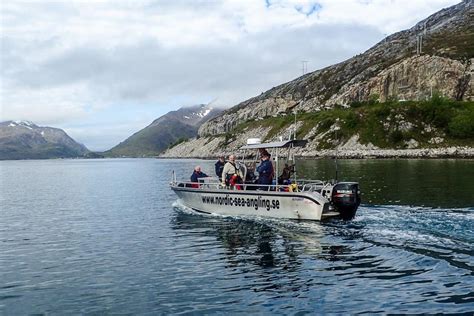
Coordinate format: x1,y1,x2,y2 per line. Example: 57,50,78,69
160,1,473,158
0,121,89,160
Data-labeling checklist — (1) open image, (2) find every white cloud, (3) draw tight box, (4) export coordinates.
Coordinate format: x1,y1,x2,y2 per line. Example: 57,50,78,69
0,0,460,150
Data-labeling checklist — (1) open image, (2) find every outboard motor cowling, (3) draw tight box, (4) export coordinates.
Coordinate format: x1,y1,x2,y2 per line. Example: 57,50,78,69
331,182,361,220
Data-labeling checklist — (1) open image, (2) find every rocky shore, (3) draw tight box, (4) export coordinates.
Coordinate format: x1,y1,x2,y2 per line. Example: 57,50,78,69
297,146,474,159
160,134,474,159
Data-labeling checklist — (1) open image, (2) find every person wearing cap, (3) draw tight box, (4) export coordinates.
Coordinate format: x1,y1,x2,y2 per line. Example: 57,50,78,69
215,155,226,178
257,153,274,187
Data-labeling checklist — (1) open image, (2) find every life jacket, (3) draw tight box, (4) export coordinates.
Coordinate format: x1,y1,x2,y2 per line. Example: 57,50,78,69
229,174,243,190
225,162,242,189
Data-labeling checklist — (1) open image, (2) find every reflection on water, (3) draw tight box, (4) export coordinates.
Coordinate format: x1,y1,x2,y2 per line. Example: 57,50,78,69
170,202,474,313
171,210,329,268
296,158,474,207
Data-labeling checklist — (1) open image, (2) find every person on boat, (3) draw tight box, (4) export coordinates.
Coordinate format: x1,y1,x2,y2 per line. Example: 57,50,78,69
190,166,208,188
258,148,270,160
278,163,295,185
256,153,274,188
215,155,226,178
222,155,243,189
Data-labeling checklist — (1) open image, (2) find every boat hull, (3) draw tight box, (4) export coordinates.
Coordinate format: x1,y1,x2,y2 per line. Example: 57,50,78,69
171,186,332,221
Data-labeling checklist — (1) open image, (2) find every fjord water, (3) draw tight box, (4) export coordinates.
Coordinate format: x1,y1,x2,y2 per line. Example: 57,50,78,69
1,159,473,314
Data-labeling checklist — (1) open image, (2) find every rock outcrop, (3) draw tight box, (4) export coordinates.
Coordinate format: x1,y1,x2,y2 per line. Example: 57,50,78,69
327,55,473,106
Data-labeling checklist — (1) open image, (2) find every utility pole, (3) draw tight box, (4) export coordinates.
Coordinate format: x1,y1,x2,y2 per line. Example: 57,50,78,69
416,21,426,55
416,34,423,55
301,60,308,76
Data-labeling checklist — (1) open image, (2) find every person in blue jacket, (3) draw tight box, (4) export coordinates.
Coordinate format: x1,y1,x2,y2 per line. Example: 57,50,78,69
256,153,274,187
215,156,226,178
190,166,208,187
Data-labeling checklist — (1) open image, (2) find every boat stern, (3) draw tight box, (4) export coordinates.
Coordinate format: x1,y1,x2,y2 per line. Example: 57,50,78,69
331,182,361,220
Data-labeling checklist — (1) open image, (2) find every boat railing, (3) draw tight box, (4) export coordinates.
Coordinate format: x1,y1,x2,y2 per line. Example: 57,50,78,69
170,176,333,193
300,181,324,192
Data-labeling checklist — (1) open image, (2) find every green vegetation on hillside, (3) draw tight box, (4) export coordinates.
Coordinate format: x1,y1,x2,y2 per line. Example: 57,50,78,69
424,24,474,60
0,143,86,160
224,96,474,149
168,137,189,149
105,120,196,157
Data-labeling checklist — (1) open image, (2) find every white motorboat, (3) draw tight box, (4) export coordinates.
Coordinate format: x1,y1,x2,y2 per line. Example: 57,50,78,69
170,139,360,221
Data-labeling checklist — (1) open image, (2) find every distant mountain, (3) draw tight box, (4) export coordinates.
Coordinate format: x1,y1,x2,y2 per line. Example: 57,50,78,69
0,121,89,160
105,104,222,157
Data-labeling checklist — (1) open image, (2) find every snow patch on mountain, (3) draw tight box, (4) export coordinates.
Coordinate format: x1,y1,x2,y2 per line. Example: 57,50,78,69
0,120,89,159
13,120,36,127
198,108,212,118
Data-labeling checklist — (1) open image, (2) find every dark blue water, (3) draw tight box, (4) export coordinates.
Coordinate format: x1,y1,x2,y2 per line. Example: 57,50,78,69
1,158,473,314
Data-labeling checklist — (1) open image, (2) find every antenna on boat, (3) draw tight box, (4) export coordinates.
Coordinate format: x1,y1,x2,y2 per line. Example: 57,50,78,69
334,123,340,183
293,110,297,183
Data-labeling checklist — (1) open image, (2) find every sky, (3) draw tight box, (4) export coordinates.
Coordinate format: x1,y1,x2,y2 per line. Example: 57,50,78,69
0,0,461,151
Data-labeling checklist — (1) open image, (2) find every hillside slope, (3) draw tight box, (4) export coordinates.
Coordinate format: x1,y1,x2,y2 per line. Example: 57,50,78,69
198,0,473,137
106,104,222,157
0,121,89,160
162,0,473,158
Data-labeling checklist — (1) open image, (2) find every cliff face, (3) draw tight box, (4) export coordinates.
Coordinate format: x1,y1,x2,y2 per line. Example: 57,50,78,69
198,0,473,137
328,55,473,106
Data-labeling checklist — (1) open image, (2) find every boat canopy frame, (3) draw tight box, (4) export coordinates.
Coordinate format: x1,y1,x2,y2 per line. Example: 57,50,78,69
239,139,308,185
240,139,307,150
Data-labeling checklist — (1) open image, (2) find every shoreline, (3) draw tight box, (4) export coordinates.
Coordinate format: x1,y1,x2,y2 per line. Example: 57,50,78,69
2,147,473,161
158,146,474,159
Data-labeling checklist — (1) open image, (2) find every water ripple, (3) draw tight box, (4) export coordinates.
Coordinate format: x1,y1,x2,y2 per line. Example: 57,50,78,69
1,159,473,314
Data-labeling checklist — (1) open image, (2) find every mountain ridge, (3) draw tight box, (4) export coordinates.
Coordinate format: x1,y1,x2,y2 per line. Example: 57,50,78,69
198,0,473,137
105,104,223,157
0,120,89,160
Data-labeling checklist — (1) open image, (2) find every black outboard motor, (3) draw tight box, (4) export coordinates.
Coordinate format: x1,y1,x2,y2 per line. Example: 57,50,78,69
331,182,361,220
